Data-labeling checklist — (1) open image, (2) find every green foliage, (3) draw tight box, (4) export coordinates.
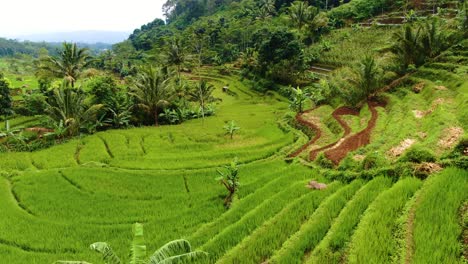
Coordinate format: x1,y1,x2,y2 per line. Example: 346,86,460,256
361,152,388,170
131,67,174,126
38,43,91,88
0,73,13,117
347,177,422,263
289,86,309,113
316,153,334,169
188,80,217,121
45,87,103,136
412,168,468,264
223,120,240,140
216,158,240,208
288,1,319,30
270,180,364,263
257,28,305,83
309,177,393,264
399,146,436,163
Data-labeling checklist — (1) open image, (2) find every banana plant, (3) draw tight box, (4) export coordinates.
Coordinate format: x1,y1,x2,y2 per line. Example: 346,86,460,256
54,223,207,264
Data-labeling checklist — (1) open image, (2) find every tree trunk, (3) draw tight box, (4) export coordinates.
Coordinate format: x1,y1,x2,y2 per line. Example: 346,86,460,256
154,108,159,126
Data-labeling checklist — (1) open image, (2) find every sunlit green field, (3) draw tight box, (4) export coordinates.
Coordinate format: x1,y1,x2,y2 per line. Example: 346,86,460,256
0,46,467,264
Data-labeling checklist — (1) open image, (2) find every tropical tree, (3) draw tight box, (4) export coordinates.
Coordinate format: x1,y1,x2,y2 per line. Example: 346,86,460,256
45,87,103,136
39,42,91,88
0,73,13,130
256,0,276,20
391,24,424,71
216,158,240,208
55,223,207,264
289,86,309,113
223,120,240,139
131,67,174,126
355,55,382,98
163,37,187,81
288,1,319,31
188,80,217,123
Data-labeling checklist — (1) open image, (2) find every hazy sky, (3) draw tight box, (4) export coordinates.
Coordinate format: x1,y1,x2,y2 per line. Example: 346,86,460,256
0,0,165,37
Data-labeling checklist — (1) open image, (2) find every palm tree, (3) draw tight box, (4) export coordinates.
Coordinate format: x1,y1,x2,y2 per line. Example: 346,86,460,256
391,24,424,71
356,55,382,98
45,87,103,136
131,67,174,126
39,42,91,88
256,0,276,20
288,1,319,31
163,38,187,81
188,80,217,123
55,223,207,264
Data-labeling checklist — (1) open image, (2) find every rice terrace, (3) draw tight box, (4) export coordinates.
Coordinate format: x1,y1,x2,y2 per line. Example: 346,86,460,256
0,0,467,263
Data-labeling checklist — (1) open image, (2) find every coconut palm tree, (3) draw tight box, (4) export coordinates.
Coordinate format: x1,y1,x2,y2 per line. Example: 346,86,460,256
391,24,424,71
288,1,319,31
39,42,91,88
131,67,174,126
45,87,103,136
188,80,217,123
163,38,187,82
55,223,207,264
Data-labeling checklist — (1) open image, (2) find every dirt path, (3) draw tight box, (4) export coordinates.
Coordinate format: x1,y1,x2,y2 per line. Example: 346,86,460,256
325,101,386,164
288,108,322,158
289,101,385,164
309,107,360,160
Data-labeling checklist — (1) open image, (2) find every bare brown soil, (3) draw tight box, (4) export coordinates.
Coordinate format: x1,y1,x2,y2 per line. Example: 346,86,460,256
288,108,322,158
325,101,386,164
290,100,385,164
309,107,360,160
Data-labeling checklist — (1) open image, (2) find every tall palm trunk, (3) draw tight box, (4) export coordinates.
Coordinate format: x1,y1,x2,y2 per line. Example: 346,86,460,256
154,108,159,126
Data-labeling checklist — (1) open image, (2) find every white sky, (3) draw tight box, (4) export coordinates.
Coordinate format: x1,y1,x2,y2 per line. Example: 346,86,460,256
0,0,165,37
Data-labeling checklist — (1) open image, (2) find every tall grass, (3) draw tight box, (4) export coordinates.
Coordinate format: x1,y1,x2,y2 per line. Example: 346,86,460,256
307,176,393,264
216,182,344,263
346,177,422,263
411,168,468,264
268,180,365,264
200,182,341,263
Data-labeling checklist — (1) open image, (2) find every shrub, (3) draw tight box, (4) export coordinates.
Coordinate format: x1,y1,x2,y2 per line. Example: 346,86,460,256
361,152,388,170
316,153,334,169
399,146,436,163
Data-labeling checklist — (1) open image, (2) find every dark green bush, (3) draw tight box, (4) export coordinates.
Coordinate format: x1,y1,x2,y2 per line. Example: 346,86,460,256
316,153,334,169
399,146,436,163
361,152,388,170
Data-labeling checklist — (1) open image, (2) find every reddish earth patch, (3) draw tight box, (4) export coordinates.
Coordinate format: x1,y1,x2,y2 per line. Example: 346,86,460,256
288,108,322,158
309,106,360,160
325,101,386,164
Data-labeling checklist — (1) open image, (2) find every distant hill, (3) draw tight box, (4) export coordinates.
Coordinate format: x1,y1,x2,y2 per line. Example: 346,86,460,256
15,31,130,44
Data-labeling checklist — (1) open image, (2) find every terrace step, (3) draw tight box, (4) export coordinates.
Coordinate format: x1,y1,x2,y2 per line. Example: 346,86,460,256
199,181,325,262
307,177,393,264
216,182,343,263
268,180,365,263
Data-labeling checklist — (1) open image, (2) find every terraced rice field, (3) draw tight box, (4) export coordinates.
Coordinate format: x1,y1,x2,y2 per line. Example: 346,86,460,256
0,45,467,263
